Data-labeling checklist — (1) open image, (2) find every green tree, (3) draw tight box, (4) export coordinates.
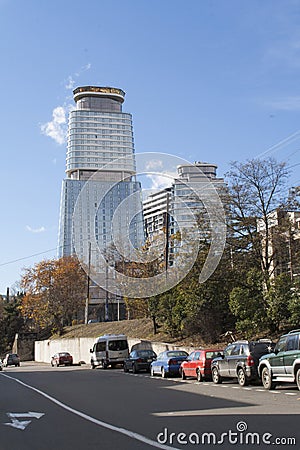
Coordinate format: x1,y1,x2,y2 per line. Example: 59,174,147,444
229,269,267,337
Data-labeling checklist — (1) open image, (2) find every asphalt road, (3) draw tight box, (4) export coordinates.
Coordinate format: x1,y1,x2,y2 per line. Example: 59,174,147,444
0,362,299,450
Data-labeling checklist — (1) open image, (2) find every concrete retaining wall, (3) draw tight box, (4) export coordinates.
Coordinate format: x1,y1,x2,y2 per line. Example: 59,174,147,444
34,337,193,364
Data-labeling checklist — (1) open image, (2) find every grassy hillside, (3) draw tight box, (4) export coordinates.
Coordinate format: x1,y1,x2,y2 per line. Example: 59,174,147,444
52,318,210,347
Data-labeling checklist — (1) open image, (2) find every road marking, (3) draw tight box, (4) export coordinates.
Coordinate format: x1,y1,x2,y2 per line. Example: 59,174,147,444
0,373,177,450
152,407,293,417
3,412,44,430
285,392,297,396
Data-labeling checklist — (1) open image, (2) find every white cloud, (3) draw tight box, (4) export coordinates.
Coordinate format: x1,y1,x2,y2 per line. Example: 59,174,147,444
145,159,164,170
40,106,67,145
26,225,46,233
83,63,91,71
65,76,75,90
146,174,175,190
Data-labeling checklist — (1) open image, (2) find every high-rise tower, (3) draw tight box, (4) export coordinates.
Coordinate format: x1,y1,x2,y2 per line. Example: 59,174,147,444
58,86,144,319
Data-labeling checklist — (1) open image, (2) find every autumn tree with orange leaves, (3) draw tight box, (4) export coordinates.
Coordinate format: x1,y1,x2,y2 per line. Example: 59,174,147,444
20,256,87,334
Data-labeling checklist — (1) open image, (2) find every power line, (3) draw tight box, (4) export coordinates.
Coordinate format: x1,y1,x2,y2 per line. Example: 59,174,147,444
0,248,58,267
257,129,300,158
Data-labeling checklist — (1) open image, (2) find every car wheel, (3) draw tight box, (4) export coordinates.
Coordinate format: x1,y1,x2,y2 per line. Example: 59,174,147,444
161,367,167,378
196,369,203,382
261,367,276,390
212,367,222,384
296,368,300,390
124,364,129,372
132,364,138,374
101,360,108,369
237,368,248,386
56,361,59,367
181,369,186,380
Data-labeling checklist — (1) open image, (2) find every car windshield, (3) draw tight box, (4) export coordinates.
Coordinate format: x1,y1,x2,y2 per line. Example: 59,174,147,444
137,350,155,357
108,340,128,351
250,342,274,356
167,351,188,358
206,351,223,359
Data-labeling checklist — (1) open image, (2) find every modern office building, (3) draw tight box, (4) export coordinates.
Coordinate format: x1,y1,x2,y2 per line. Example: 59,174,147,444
143,162,226,265
143,188,171,243
58,86,144,319
143,162,225,238
171,162,226,231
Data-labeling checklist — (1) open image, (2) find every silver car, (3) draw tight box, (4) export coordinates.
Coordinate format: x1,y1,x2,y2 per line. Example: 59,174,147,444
3,353,20,367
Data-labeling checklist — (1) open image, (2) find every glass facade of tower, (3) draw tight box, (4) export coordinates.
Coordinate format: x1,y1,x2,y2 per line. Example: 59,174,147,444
66,111,135,176
58,86,144,259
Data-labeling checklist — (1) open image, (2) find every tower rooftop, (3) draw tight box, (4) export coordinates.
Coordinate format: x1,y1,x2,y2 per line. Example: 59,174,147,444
73,86,125,103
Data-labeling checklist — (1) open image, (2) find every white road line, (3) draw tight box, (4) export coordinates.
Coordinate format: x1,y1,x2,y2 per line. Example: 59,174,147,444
0,373,178,450
285,393,297,396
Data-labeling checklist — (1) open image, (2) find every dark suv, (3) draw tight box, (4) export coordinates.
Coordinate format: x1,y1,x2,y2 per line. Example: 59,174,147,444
211,340,274,386
258,329,300,390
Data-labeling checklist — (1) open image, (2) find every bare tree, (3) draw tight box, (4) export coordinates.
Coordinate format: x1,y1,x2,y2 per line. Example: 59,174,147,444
226,157,290,287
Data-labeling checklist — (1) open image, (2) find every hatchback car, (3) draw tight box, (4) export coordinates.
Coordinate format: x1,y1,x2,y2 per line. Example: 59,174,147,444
3,353,20,367
258,329,300,390
51,352,73,367
150,350,188,378
124,349,157,373
180,349,223,381
211,340,274,386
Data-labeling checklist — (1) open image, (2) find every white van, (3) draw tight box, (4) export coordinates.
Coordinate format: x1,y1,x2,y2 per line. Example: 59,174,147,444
90,334,129,369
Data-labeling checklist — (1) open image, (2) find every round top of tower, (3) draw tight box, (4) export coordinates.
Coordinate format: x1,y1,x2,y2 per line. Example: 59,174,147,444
73,86,125,103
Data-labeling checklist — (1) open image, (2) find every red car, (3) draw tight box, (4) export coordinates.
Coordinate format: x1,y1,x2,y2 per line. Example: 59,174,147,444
180,349,223,381
51,352,73,367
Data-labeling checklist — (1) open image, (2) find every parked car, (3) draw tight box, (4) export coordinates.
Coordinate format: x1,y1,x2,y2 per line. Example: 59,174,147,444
51,352,73,367
90,334,129,369
124,349,157,373
258,329,300,390
3,353,20,367
150,350,188,378
180,349,224,381
211,340,274,386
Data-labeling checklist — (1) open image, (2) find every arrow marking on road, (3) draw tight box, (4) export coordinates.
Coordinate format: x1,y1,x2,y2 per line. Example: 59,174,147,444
1,373,178,449
3,412,45,430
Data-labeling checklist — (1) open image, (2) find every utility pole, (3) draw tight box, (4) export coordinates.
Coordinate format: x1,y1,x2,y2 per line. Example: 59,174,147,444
105,261,109,322
84,242,91,324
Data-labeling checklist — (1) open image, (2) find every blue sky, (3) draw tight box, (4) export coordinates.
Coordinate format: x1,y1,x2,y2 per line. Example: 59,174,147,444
0,0,299,293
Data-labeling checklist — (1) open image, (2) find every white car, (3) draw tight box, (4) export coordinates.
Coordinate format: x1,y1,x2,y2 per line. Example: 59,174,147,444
0,359,3,371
